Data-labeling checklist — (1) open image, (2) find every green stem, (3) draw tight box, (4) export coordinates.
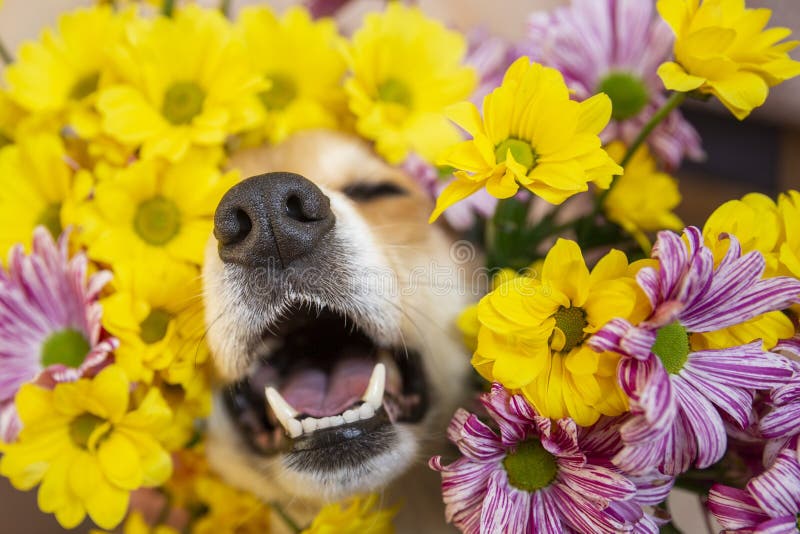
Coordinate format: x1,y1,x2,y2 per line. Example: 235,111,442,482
219,0,231,18
596,91,687,209
161,0,175,17
0,36,13,65
621,91,687,168
270,501,302,534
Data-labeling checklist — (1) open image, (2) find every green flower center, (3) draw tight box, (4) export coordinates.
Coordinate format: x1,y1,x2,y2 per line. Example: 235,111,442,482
139,308,172,344
70,71,100,100
162,81,206,125
377,78,412,106
69,413,108,449
503,439,558,492
134,196,181,246
494,138,537,170
552,306,588,352
259,73,298,111
652,321,690,374
36,203,63,239
597,72,649,121
40,328,90,368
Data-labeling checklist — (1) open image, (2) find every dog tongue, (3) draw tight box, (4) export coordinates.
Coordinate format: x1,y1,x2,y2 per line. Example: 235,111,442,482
280,356,374,417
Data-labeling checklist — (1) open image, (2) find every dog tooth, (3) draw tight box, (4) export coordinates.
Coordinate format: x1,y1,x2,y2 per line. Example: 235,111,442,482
361,363,386,410
343,409,358,423
301,418,318,434
317,417,331,429
330,415,345,427
358,403,375,419
265,387,299,431
287,418,303,439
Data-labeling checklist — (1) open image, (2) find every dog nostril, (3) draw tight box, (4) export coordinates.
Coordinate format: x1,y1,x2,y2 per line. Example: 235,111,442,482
221,208,253,246
285,194,315,223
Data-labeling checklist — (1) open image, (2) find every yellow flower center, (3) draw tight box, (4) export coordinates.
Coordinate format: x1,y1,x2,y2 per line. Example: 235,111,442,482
139,308,172,344
162,81,206,125
597,72,649,121
551,306,587,352
40,328,90,368
494,138,537,170
134,196,181,246
377,78,413,106
69,413,109,449
259,73,298,111
70,71,101,100
36,203,63,239
503,439,558,492
652,321,690,374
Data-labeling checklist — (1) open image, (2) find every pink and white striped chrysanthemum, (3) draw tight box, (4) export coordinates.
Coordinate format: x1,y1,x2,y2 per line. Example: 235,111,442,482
429,383,671,533
521,0,703,169
590,227,800,476
708,438,800,533
760,342,800,458
0,227,117,442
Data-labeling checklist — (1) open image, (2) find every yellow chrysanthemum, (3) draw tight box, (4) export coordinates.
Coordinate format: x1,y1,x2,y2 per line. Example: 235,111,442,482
0,134,90,254
303,494,397,534
4,6,127,138
98,6,264,161
237,6,347,144
0,366,172,530
699,193,795,349
604,142,683,250
76,151,238,268
101,258,206,384
474,239,649,425
657,0,800,120
191,476,271,534
344,3,476,164
431,57,623,222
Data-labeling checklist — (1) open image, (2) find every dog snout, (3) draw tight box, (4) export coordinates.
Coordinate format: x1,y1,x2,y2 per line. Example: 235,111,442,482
214,172,335,267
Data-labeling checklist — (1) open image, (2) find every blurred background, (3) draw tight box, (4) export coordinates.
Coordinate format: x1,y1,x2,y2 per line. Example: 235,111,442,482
0,0,798,532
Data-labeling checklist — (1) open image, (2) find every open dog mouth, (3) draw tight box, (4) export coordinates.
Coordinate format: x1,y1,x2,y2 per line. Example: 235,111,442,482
223,303,428,464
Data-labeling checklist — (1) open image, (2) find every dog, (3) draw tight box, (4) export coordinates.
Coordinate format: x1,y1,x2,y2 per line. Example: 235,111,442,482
202,130,478,532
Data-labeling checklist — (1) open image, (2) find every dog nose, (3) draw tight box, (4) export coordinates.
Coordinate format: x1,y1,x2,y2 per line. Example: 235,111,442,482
214,172,335,267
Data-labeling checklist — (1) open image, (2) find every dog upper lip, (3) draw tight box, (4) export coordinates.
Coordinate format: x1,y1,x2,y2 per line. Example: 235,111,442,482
265,363,386,439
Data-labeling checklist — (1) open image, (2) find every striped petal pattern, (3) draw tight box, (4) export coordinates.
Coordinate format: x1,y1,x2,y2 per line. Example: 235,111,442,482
591,226,799,477
708,440,800,533
430,384,657,533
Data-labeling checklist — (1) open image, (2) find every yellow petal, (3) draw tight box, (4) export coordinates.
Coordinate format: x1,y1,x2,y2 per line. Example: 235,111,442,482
67,451,103,500
98,432,143,490
429,178,485,222
657,0,692,34
485,169,520,198
657,61,706,92
709,71,769,120
87,366,129,421
85,479,129,530
444,101,484,138
577,93,612,136
541,239,591,305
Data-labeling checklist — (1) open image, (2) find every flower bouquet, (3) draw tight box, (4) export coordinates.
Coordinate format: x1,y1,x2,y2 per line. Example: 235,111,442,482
0,0,799,532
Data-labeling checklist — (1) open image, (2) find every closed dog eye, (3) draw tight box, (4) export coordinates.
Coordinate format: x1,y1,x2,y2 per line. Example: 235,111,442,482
342,181,409,201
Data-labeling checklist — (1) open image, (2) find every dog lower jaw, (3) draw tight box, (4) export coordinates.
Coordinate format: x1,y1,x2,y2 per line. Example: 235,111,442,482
207,394,419,505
